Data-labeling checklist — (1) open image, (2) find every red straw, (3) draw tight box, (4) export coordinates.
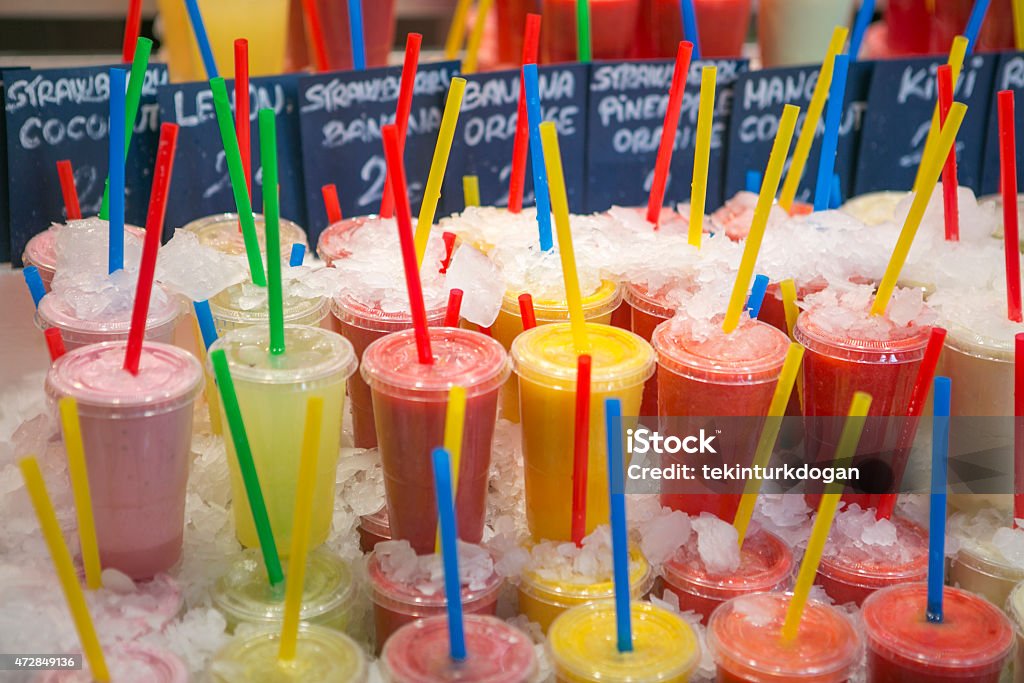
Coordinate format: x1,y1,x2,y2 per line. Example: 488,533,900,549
444,289,463,327
235,40,252,198
56,160,81,220
508,13,542,214
441,231,457,273
121,0,143,63
300,0,331,72
380,34,422,219
44,328,65,362
571,354,592,545
381,123,433,364
1015,333,1024,525
124,123,178,375
477,325,492,337
322,184,343,224
937,65,960,242
646,41,694,227
518,293,537,330
1000,90,1022,323
876,326,947,520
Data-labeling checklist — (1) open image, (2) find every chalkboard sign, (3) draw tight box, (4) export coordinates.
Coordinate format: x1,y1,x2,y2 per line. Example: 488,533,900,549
725,60,873,207
587,58,748,214
0,70,23,263
158,73,308,241
854,53,996,196
980,52,1024,197
443,63,589,212
4,63,168,266
298,60,459,247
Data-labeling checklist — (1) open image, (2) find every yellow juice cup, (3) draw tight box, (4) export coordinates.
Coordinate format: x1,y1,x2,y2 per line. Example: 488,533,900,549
548,601,700,683
511,322,654,542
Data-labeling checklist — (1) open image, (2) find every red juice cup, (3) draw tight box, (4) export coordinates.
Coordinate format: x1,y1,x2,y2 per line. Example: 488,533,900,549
885,0,934,55
308,0,397,70
357,505,392,553
661,529,794,623
45,341,203,579
541,0,640,63
931,0,1016,53
707,592,861,683
496,0,537,65
625,281,678,419
361,327,509,553
862,583,1015,683
634,0,752,59
316,215,375,267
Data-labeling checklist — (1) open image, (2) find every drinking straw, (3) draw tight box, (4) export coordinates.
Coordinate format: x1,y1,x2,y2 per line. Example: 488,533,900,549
782,391,872,642
508,14,542,213
849,0,875,60
122,0,143,63
523,64,553,251
289,243,305,267
462,176,480,207
125,123,178,375
300,0,330,72
444,0,475,59
379,34,422,219
19,457,110,682
57,160,81,220
937,66,960,242
108,67,126,275
734,342,804,548
210,349,284,587
813,54,849,213
778,27,848,212
872,104,967,316
184,0,219,79
444,289,464,327
647,42,694,227
432,447,467,661
382,123,434,364
913,37,968,195
1016,334,1024,525
278,397,323,661
779,279,799,341
45,328,66,362
23,266,45,308
1000,90,1022,323
235,40,252,197
723,105,800,334
604,397,632,652
519,293,537,330
348,0,367,70
540,122,588,353
194,300,218,350
571,354,592,546
679,0,702,60
745,170,762,194
259,109,286,357
441,232,457,272
688,64,716,247
745,273,769,319
576,0,592,62
211,77,266,287
435,386,468,553
322,184,343,224
1015,0,1024,50
463,0,494,74
415,77,467,265
59,397,102,590
964,0,993,54
927,377,951,622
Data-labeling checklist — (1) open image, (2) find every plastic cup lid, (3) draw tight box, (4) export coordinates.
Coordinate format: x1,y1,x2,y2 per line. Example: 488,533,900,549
36,643,188,683
316,215,375,262
652,316,789,385
331,293,447,333
183,212,307,257
794,306,931,363
500,279,622,320
208,624,366,682
623,281,681,319
818,516,927,583
208,325,357,385
208,281,328,326
664,530,793,597
37,283,181,335
367,548,504,609
520,548,652,601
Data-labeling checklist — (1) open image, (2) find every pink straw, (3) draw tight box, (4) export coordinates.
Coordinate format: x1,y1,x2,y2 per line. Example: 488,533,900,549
1000,90,1022,323
444,289,463,327
508,13,542,214
937,65,960,242
646,41,693,227
379,34,422,219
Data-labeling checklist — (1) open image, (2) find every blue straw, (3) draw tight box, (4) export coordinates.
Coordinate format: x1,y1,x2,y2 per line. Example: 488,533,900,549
927,376,951,624
347,0,367,70
522,64,553,252
964,0,993,55
289,243,306,267
814,54,850,213
680,0,702,60
184,0,220,79
830,173,842,209
604,398,632,653
848,0,876,61
746,274,770,319
23,266,46,308
108,68,126,274
432,447,466,661
745,170,762,194
193,300,219,351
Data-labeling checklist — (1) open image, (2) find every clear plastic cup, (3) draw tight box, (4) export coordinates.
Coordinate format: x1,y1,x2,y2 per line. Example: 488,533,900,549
211,548,356,633
38,643,188,683
661,530,793,622
634,0,751,59
548,601,700,683
208,624,368,682
511,322,655,542
209,281,329,336
45,341,203,579
358,505,392,553
862,583,1015,682
208,325,356,550
381,614,537,683
23,222,145,291
183,212,308,259
625,281,678,419
708,592,860,683
1007,581,1024,683
361,327,509,553
304,1,397,71
950,544,1024,609
316,215,376,267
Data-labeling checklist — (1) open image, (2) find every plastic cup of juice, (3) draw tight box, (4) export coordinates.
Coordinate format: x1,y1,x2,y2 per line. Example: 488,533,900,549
38,643,189,683
307,0,396,70
183,213,308,260
23,221,144,291
511,322,655,541
208,623,368,682
316,215,379,266
211,548,356,633
950,544,1024,611
634,0,752,59
624,280,687,419
548,600,700,683
358,505,392,553
209,281,329,336
45,341,202,579
208,325,356,550
661,530,793,622
862,583,1015,682
1007,581,1024,683
758,0,851,68
381,614,537,683
541,0,641,63
708,592,860,683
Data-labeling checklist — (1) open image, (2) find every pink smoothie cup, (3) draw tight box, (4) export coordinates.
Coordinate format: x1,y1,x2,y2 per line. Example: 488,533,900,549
316,215,375,267
37,643,189,683
23,222,145,292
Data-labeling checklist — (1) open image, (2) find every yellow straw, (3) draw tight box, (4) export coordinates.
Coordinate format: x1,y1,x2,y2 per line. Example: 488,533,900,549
689,66,717,249
58,398,102,591
540,121,589,353
462,0,494,74
1015,0,1024,50
463,176,481,207
782,391,871,641
278,396,323,662
733,343,804,548
778,27,849,212
912,36,968,195
779,279,804,412
444,0,475,59
436,385,468,553
722,105,800,334
872,103,967,317
415,77,467,266
19,457,110,682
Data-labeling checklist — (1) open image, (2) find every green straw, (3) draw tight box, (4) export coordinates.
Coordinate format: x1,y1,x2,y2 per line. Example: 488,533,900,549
210,77,266,287
576,0,592,62
210,349,284,588
99,37,153,220
259,109,285,356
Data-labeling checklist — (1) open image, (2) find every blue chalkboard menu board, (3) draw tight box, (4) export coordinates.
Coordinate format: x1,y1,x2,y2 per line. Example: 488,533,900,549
980,52,1024,197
